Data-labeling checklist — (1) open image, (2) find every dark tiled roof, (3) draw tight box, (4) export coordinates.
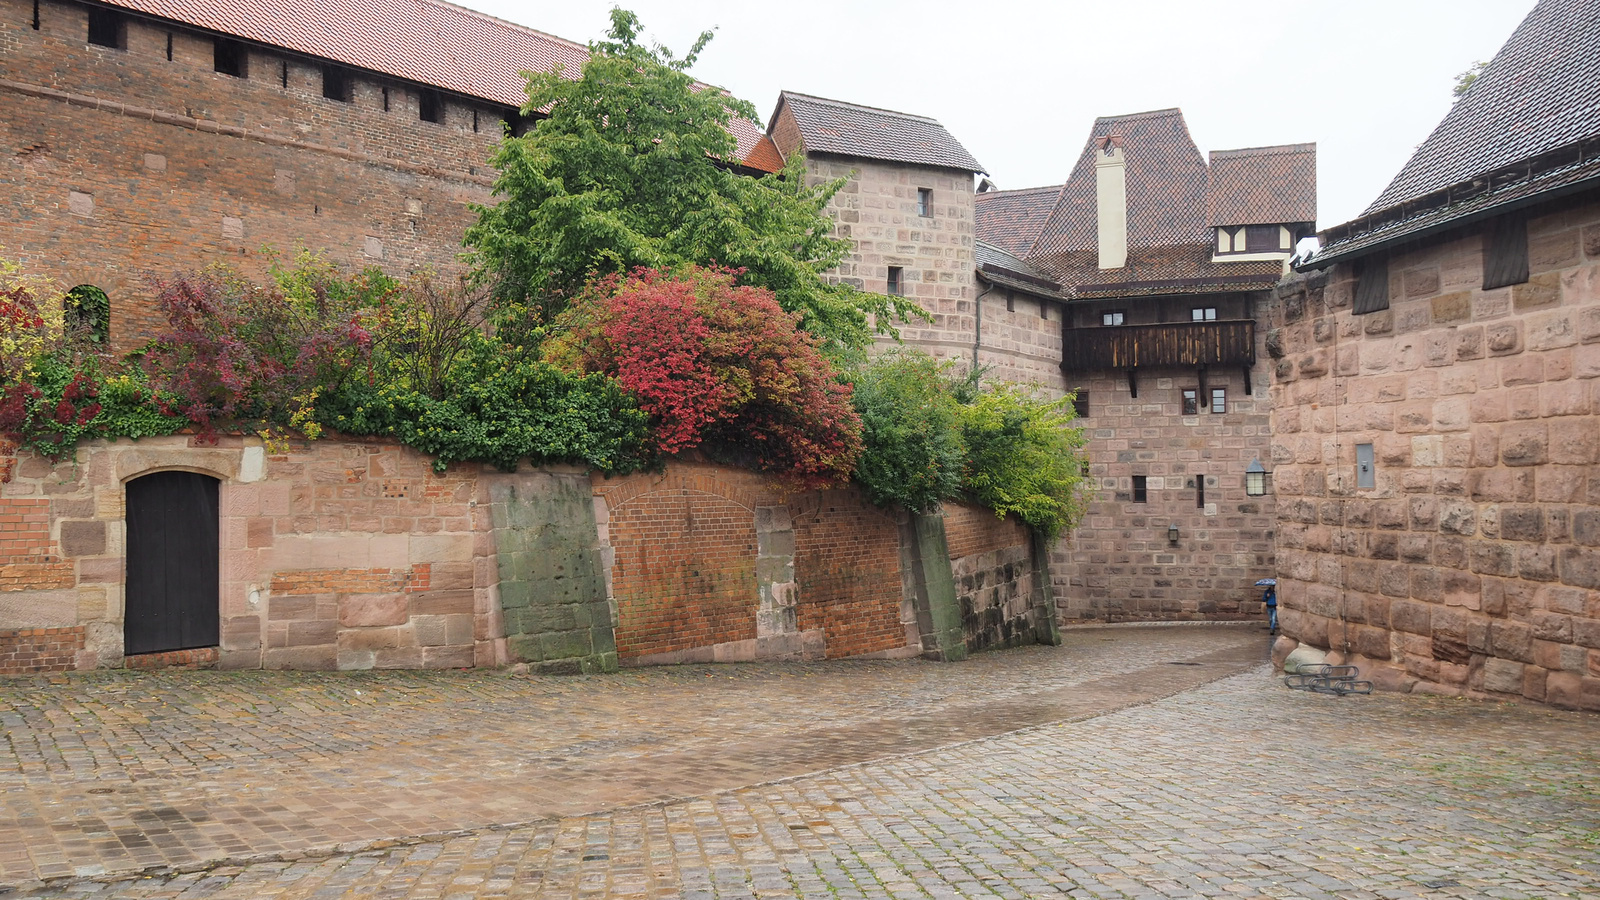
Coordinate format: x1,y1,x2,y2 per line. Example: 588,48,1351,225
103,0,777,170
975,241,1069,300
974,185,1062,257
1363,0,1600,214
1040,249,1281,298
1029,109,1210,264
770,91,984,173
1206,144,1317,226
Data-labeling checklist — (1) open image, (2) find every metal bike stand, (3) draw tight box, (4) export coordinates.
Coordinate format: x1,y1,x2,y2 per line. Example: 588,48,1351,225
1283,663,1373,696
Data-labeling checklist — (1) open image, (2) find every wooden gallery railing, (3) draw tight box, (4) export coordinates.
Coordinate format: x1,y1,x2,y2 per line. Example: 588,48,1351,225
1060,320,1256,371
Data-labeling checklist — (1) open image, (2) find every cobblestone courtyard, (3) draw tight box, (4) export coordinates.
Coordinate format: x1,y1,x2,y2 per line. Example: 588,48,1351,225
1,625,1597,898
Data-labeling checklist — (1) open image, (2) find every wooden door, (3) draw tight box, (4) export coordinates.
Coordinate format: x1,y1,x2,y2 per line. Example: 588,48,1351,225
124,471,220,655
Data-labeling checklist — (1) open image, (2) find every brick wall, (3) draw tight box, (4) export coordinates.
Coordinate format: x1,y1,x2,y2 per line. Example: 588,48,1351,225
0,626,85,674
0,434,501,671
593,462,920,664
0,0,499,349
791,490,910,658
1267,196,1600,708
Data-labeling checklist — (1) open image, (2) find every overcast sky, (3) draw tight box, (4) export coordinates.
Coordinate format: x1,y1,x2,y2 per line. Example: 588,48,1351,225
466,0,1536,229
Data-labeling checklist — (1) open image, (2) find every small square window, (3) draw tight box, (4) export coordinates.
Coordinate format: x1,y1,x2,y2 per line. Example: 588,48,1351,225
1072,392,1089,419
322,65,352,102
887,266,903,297
1211,388,1227,413
87,9,126,49
1102,310,1125,326
419,90,445,124
1181,389,1197,415
213,38,248,78
1191,307,1217,321
1132,475,1148,503
917,188,932,217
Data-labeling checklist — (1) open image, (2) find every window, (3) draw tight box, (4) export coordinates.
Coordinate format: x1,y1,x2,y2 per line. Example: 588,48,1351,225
322,65,351,102
1483,215,1529,290
1039,300,1049,320
1353,257,1390,314
1196,477,1205,508
87,8,125,48
1071,392,1089,419
214,38,248,78
1132,475,1148,503
1182,389,1198,415
1245,225,1280,252
419,90,444,124
917,188,932,217
1101,310,1125,326
1211,388,1227,413
1191,307,1217,321
887,266,903,296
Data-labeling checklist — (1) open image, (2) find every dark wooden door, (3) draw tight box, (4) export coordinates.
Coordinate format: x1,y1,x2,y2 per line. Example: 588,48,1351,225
125,471,220,655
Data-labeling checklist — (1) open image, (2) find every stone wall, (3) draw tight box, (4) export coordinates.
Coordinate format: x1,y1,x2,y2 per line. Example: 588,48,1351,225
1267,196,1600,708
590,462,921,665
943,504,1047,651
974,287,1069,393
1059,351,1276,621
0,435,499,672
0,0,500,349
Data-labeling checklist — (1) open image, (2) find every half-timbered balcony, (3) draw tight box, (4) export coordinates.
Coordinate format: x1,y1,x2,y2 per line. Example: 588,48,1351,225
1060,319,1256,371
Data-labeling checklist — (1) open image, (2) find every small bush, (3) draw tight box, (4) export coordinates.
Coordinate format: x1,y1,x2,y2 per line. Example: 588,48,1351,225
546,266,861,489
849,352,965,513
957,383,1089,540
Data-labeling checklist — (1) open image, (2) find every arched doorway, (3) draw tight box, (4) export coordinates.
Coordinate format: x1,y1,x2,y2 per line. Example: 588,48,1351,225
124,471,220,655
63,284,111,345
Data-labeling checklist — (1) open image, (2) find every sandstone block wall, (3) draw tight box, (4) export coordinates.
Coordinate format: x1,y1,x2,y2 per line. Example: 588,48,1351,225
1,0,500,349
0,435,499,672
1268,196,1600,708
943,504,1042,651
1060,351,1276,621
974,288,1069,394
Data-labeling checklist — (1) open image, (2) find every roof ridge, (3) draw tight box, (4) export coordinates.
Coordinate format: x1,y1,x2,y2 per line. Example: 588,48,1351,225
779,90,940,124
1093,107,1184,125
976,184,1064,198
1211,143,1316,159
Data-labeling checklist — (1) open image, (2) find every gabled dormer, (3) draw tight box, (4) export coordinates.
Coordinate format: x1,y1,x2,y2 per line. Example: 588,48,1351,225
1205,144,1317,263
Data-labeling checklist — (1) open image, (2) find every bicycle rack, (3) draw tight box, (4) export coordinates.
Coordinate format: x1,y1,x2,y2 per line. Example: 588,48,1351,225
1283,663,1373,696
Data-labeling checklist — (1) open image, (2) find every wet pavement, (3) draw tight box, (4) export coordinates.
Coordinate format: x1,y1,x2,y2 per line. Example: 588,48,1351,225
2,624,1597,898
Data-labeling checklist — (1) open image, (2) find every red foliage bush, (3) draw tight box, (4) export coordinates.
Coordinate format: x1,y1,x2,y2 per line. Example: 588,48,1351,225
547,267,861,489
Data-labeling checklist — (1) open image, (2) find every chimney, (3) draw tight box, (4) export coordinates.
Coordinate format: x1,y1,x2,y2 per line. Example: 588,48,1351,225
1095,134,1127,269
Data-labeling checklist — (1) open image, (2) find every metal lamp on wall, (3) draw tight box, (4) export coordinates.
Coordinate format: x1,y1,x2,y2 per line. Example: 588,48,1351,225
1167,524,1179,544
1245,458,1269,497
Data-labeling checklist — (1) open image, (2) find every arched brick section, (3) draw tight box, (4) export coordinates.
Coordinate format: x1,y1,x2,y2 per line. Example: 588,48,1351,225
607,488,760,659
791,491,906,658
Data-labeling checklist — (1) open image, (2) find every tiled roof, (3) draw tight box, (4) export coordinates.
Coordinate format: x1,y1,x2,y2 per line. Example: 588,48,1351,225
1363,0,1600,214
1030,109,1209,259
974,185,1062,258
770,91,985,173
102,0,777,170
975,241,1068,300
1206,144,1316,226
741,135,786,174
1039,249,1281,298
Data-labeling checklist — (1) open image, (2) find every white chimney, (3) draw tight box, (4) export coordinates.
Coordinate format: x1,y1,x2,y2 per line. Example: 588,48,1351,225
1095,135,1127,270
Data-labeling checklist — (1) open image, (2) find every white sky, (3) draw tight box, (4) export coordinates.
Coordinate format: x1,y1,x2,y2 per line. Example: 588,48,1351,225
465,0,1536,229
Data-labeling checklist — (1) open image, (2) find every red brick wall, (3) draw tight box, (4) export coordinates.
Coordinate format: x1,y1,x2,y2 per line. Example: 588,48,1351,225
1,0,500,350
0,627,84,674
943,503,1027,561
791,491,905,658
603,482,761,660
0,498,72,592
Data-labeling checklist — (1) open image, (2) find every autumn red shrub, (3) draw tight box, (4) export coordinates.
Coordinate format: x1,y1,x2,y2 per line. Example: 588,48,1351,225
546,267,861,489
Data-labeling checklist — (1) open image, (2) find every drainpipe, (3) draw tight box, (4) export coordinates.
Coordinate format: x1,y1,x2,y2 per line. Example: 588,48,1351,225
974,281,995,374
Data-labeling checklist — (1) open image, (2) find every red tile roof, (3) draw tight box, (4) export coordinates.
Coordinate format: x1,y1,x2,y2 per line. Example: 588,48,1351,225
974,185,1062,258
1206,144,1316,227
102,0,777,170
769,91,985,173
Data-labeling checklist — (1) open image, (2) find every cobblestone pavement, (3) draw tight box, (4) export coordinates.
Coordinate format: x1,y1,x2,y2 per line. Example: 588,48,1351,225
5,625,1600,899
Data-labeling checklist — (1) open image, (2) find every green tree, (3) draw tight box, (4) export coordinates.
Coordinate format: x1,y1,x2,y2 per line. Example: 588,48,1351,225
1453,61,1487,100
464,8,921,355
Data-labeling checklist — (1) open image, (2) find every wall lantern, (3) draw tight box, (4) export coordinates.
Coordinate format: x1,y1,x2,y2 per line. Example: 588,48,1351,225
1167,524,1180,544
1245,458,1269,497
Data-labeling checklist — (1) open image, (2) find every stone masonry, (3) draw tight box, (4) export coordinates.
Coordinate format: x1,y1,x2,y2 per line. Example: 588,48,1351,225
1268,195,1600,708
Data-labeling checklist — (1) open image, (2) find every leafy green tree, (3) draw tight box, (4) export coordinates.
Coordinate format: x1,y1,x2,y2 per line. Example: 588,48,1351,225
957,384,1090,540
849,352,965,512
1453,61,1487,100
464,8,920,355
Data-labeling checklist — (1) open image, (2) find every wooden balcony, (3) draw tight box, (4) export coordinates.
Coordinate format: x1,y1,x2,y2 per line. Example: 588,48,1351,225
1061,320,1256,371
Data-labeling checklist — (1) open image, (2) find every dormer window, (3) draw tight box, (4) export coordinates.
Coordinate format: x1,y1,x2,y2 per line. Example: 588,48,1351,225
1214,224,1297,259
